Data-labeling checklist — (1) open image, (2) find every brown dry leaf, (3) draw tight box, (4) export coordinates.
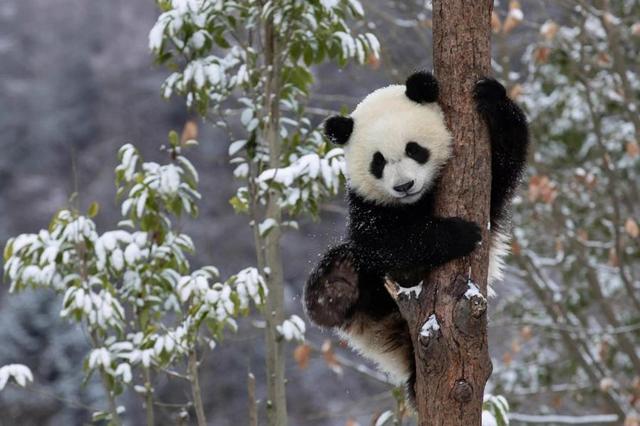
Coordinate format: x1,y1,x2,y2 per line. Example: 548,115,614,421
509,84,523,100
585,173,597,190
367,52,381,70
503,351,513,366
520,325,533,341
534,46,551,64
551,395,564,409
598,340,610,361
626,414,640,426
542,187,557,205
511,240,521,256
632,394,640,410
555,238,564,254
540,20,559,41
503,1,523,34
625,218,639,238
626,141,640,158
575,170,597,190
608,247,619,266
321,340,343,375
345,418,360,426
419,18,433,29
603,13,618,26
491,11,502,33
528,175,542,201
597,52,611,66
181,119,199,145
577,229,588,242
528,175,558,204
503,16,520,34
293,344,312,370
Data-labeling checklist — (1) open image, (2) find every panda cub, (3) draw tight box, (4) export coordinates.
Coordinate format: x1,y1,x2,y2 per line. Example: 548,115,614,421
304,71,528,400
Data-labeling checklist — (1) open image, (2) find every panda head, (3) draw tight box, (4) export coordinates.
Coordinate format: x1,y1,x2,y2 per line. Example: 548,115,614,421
324,71,452,206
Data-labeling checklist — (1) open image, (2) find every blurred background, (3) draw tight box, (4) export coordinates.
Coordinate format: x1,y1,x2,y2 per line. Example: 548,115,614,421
0,0,639,425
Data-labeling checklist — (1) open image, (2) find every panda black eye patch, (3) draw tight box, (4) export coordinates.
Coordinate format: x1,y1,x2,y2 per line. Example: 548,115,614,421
370,152,386,179
405,141,430,164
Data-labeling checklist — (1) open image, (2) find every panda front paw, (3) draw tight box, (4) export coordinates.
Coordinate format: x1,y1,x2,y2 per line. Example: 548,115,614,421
446,217,482,258
304,248,359,328
474,78,507,108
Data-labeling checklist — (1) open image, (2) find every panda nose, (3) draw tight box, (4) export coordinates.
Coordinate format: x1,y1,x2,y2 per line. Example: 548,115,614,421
393,180,414,193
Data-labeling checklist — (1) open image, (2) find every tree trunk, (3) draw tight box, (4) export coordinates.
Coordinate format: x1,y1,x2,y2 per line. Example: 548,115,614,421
188,349,207,426
407,1,494,424
263,13,288,426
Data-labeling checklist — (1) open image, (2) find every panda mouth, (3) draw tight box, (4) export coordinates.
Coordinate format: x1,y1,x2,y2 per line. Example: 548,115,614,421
395,189,423,200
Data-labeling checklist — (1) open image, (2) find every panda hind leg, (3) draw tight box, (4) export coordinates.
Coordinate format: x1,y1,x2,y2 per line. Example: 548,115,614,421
304,243,359,328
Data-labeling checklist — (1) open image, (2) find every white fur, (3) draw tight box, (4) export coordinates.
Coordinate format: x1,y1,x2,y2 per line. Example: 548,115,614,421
487,230,510,294
345,85,452,205
337,313,411,385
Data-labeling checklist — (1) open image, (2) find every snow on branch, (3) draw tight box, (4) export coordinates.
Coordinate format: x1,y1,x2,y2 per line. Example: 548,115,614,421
0,364,33,390
277,315,306,342
420,314,440,339
508,413,619,424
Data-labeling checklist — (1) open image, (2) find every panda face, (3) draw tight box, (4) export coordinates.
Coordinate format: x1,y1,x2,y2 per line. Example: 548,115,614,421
324,72,452,206
366,140,434,204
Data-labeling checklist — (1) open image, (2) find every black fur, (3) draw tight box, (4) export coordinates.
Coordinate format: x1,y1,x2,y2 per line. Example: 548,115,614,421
304,243,359,327
405,141,430,164
324,115,354,145
405,71,439,104
346,191,481,289
370,152,386,179
474,78,529,227
305,75,529,404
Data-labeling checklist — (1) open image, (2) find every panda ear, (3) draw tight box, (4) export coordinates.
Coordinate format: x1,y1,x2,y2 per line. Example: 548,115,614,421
405,71,439,104
323,115,354,145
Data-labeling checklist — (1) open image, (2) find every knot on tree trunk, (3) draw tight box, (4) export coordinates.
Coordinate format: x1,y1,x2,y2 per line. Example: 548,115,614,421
451,276,488,336
469,295,488,318
452,379,473,403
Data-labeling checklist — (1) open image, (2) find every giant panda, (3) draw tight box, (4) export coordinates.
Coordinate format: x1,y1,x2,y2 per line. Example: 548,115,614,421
304,71,528,402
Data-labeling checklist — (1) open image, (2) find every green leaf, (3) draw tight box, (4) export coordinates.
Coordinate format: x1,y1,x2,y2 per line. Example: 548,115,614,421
168,130,179,147
3,239,13,262
315,43,326,63
155,50,173,65
87,201,100,218
291,42,302,62
303,46,314,67
213,30,231,49
229,196,248,214
115,169,125,188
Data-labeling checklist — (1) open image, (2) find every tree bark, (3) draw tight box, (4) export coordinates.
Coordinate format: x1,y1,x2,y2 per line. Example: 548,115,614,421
404,2,494,424
263,13,288,426
188,349,207,426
